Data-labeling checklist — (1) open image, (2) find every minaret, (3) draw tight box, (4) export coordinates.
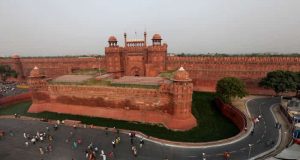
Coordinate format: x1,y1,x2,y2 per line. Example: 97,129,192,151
124,33,127,47
144,32,147,46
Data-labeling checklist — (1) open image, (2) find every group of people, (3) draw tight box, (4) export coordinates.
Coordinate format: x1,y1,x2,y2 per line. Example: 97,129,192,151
0,81,27,98
109,130,146,158
84,142,114,160
23,129,54,155
12,118,147,159
128,131,145,157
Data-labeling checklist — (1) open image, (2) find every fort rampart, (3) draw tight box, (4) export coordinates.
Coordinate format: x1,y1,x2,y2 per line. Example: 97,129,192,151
167,56,300,94
1,56,300,94
27,66,197,131
0,57,105,78
215,98,247,131
0,92,32,106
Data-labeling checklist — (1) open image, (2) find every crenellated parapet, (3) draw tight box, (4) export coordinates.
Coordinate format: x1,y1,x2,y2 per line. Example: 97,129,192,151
166,56,300,94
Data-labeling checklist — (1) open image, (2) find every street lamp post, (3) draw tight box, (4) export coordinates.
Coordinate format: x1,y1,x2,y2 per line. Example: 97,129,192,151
248,144,252,159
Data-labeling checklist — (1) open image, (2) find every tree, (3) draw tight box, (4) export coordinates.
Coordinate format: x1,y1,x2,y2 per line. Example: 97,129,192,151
0,65,17,82
216,77,248,103
259,70,298,95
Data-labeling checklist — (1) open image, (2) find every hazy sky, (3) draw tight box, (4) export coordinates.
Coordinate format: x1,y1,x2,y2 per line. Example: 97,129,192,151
1,0,300,57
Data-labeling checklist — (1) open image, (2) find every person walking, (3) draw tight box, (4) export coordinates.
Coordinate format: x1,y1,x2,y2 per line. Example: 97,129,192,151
116,136,121,144
54,124,58,131
100,150,107,160
130,137,133,145
77,138,82,145
39,147,44,155
48,144,52,152
139,138,144,148
112,140,116,148
73,141,78,149
23,132,27,139
31,137,36,144
250,129,254,136
105,127,108,136
132,146,137,157
223,151,230,160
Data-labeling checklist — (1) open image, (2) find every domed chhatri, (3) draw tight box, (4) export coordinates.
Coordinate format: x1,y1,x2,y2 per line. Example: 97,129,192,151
29,66,42,78
108,36,117,42
152,34,162,40
11,54,20,59
172,67,191,81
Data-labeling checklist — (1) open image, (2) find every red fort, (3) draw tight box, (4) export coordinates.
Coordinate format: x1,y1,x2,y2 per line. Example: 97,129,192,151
1,33,300,130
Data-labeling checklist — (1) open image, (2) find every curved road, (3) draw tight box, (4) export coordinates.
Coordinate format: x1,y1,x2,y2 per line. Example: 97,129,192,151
0,97,281,160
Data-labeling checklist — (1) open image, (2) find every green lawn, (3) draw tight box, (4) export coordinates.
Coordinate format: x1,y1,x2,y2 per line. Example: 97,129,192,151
49,78,159,89
0,92,239,142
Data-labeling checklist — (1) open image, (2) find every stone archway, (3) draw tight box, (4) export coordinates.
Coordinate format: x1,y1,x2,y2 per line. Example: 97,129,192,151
130,67,142,76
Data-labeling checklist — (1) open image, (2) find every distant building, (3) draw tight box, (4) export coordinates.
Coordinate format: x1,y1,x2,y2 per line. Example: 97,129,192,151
281,97,300,123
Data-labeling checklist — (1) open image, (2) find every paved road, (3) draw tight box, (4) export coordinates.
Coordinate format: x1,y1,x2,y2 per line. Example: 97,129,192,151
0,97,281,160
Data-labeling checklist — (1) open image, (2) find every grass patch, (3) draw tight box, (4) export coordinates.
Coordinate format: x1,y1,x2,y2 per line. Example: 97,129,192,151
0,92,239,142
110,83,159,89
159,70,176,79
49,78,158,89
71,68,106,75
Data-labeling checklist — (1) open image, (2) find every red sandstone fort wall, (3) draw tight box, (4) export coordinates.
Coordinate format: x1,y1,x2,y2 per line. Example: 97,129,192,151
38,85,172,113
215,98,246,131
1,57,105,79
2,56,300,95
0,92,32,106
167,56,300,94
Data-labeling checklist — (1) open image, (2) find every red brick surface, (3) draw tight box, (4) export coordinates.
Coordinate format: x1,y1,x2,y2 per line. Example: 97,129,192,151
215,98,246,131
27,76,197,130
0,93,32,106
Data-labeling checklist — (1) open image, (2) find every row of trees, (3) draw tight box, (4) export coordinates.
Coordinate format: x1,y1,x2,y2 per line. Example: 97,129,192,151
216,70,300,103
0,64,17,82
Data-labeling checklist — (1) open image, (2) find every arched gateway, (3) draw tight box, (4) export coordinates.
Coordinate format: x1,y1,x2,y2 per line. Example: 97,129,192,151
130,67,142,76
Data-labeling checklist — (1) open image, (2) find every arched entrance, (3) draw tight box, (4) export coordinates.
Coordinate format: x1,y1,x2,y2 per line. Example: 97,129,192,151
130,67,142,76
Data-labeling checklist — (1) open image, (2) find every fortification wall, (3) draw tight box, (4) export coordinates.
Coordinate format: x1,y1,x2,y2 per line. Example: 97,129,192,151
215,98,246,131
0,92,32,106
167,56,300,94
28,84,197,130
44,85,172,112
2,55,300,95
0,57,106,79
